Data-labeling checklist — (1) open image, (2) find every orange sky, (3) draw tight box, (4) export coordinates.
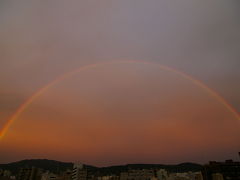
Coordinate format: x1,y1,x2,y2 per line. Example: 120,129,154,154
1,63,239,166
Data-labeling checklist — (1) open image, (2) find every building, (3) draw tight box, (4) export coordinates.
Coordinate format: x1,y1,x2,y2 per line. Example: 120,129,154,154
41,172,59,180
203,159,240,180
211,174,224,180
120,169,155,180
156,169,168,180
17,167,42,180
61,170,72,180
99,176,119,180
72,163,87,180
166,171,203,180
194,172,203,180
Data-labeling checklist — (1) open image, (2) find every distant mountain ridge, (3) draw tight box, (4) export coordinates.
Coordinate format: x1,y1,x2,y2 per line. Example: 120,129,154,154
0,159,203,175
0,159,74,174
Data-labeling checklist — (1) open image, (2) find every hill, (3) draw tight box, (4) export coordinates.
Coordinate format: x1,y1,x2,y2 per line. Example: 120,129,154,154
0,159,74,175
0,159,203,176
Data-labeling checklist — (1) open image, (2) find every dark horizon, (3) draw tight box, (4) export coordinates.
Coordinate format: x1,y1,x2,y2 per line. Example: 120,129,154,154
1,154,240,167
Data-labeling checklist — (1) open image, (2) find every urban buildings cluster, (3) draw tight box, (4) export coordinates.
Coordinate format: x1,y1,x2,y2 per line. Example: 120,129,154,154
0,159,239,180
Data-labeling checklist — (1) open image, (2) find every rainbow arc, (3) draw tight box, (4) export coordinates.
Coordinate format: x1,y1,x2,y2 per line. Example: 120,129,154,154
0,60,239,139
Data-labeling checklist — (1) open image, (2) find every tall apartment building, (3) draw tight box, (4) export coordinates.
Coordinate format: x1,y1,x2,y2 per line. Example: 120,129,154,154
72,164,87,180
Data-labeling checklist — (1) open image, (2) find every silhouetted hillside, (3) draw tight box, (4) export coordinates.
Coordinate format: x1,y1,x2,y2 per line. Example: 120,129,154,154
0,159,203,176
0,159,74,175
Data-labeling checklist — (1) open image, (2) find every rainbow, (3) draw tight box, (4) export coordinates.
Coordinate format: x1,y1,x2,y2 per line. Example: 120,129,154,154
0,60,239,139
